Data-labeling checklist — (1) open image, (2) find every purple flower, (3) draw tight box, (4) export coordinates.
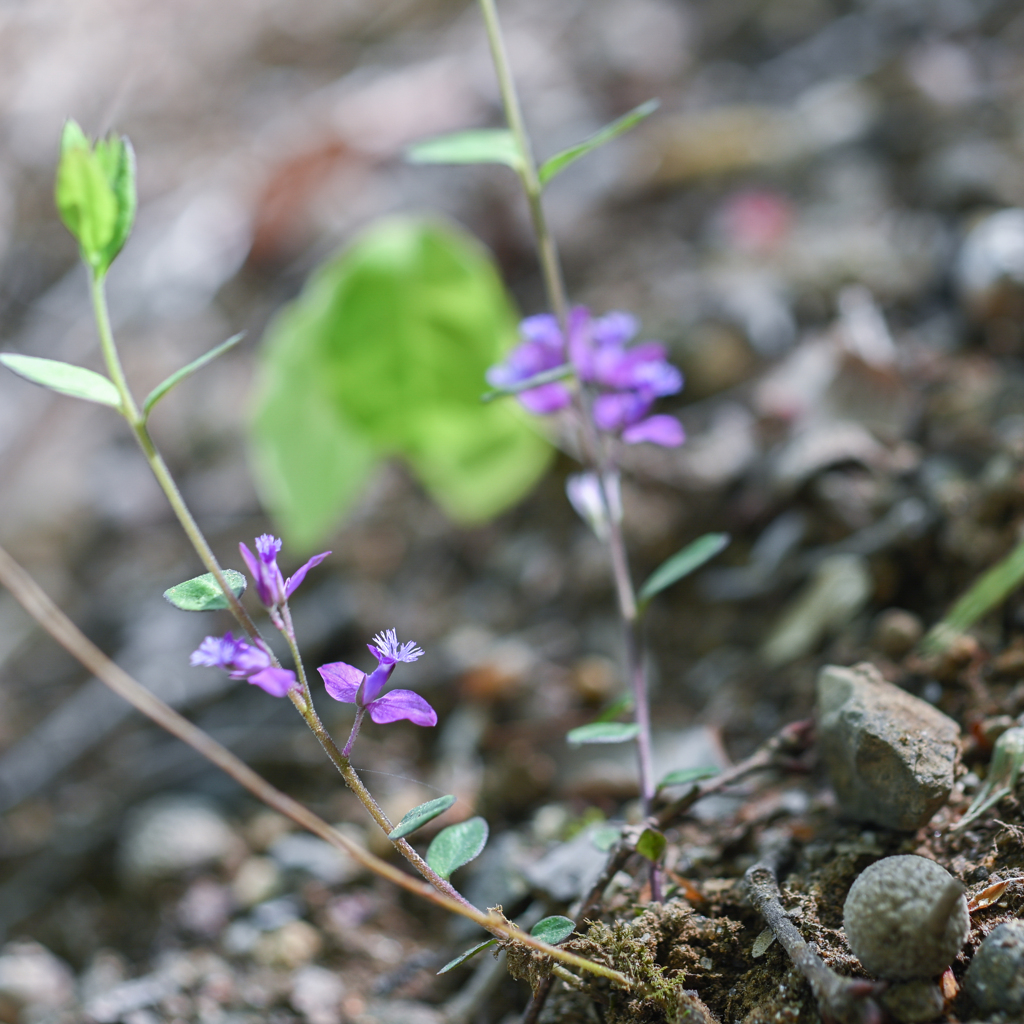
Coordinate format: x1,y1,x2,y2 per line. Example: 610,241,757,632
239,534,331,608
486,306,685,447
318,629,436,727
190,631,296,697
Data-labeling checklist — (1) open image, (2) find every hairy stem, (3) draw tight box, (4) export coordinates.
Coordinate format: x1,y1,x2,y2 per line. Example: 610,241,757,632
0,543,629,988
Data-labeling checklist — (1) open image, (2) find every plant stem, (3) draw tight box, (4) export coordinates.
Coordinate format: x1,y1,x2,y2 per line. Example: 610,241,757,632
87,270,475,912
477,0,568,329
476,0,655,817
0,542,629,988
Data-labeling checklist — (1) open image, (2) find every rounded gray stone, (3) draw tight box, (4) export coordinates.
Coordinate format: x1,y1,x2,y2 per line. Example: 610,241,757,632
843,855,970,980
816,662,960,830
964,920,1024,1014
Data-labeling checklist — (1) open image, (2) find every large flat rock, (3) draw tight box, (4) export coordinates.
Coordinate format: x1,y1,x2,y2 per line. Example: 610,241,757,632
816,663,960,831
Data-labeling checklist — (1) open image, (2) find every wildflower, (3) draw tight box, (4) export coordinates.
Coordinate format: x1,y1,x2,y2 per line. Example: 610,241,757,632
190,631,295,697
238,534,331,609
487,307,684,446
566,471,622,541
318,629,436,727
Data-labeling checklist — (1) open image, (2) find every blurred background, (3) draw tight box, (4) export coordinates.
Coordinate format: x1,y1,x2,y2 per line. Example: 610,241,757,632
3,0,1024,1021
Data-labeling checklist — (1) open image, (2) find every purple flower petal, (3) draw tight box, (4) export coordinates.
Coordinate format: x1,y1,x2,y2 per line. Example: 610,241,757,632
360,662,394,705
284,550,331,599
255,534,283,563
621,415,685,447
593,390,652,431
248,666,296,698
190,633,240,669
318,661,364,703
230,643,273,678
591,310,639,347
519,314,563,351
518,382,572,414
366,689,438,727
566,306,596,380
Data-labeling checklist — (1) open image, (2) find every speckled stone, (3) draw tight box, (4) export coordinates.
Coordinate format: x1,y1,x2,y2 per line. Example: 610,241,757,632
843,855,969,980
964,920,1024,1014
816,662,960,830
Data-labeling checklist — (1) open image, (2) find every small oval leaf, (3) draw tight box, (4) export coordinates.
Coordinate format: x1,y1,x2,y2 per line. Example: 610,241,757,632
636,827,667,863
163,570,247,611
531,915,576,945
566,722,640,746
638,533,730,605
751,927,776,958
426,817,489,879
657,766,720,790
407,129,522,170
0,354,121,408
437,938,497,974
389,794,457,840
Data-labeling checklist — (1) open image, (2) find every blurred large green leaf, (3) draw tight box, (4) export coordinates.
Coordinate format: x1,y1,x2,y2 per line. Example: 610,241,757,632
251,217,553,548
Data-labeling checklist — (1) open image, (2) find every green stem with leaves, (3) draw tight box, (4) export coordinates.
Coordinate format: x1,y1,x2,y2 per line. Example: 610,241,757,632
87,269,476,913
477,0,656,816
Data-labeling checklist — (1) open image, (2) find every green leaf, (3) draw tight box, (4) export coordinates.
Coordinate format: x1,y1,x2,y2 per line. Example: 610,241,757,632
922,533,1024,654
251,217,553,547
566,722,640,746
388,795,457,840
407,129,522,171
538,99,659,185
425,817,489,879
531,916,576,945
595,694,634,723
0,354,121,407
55,120,136,275
590,824,621,852
437,938,497,974
657,766,720,790
163,569,247,611
638,533,730,605
636,828,667,863
143,333,244,417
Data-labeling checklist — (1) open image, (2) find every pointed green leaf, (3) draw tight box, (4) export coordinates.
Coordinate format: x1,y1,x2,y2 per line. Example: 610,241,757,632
595,694,634,723
566,722,640,746
389,794,457,840
657,766,720,790
638,533,730,606
590,824,621,852
163,570,247,612
407,129,522,171
144,333,245,417
636,828,667,863
538,99,659,185
55,120,136,275
530,916,576,945
437,938,497,974
425,817,488,879
0,354,121,407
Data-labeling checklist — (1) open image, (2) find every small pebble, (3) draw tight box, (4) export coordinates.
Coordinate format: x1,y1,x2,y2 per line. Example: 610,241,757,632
964,920,1024,1013
817,663,960,830
270,830,361,886
291,965,346,1024
119,795,238,884
232,855,282,908
880,979,944,1023
253,920,323,969
871,608,924,659
843,855,969,980
0,941,76,1012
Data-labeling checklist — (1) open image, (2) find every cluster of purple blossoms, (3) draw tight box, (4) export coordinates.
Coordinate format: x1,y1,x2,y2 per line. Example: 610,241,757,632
486,306,685,447
191,537,436,738
239,534,330,610
190,631,296,698
319,629,436,728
